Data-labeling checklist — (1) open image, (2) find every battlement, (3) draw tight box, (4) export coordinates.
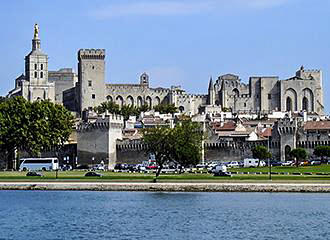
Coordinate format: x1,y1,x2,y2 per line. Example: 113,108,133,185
78,49,105,60
178,94,207,99
303,69,321,73
77,114,124,132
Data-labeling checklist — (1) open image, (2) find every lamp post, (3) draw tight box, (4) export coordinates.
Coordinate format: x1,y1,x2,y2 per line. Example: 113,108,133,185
268,136,272,181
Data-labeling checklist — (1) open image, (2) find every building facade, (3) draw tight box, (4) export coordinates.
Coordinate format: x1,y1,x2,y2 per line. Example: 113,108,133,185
8,24,324,118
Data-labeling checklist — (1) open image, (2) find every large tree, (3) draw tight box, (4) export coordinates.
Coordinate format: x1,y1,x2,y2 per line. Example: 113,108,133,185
143,120,203,180
153,104,178,114
313,145,330,163
0,97,74,168
171,120,202,168
94,101,150,121
251,145,272,167
290,148,308,167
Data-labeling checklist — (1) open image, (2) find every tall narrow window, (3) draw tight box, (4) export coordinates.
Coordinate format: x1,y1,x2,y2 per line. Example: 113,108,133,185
34,64,37,70
40,72,43,78
41,64,43,70
34,71,38,78
268,94,271,99
92,94,95,99
88,80,92,87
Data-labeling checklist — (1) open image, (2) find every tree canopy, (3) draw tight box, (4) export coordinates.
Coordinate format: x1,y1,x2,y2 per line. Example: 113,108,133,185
313,146,330,162
251,145,272,167
143,120,202,179
94,101,150,121
0,97,74,167
290,148,308,167
153,104,178,114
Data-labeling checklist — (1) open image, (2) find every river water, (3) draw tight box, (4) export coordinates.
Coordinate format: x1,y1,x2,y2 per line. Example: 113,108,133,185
0,191,329,240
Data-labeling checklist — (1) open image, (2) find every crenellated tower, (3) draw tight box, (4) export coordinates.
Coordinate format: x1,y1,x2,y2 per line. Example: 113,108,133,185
78,49,106,114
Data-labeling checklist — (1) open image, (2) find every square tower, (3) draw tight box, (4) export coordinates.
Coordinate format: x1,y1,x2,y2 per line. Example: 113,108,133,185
78,49,106,114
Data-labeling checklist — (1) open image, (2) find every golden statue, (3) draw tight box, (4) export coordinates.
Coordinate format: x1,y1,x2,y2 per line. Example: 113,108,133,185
34,23,39,39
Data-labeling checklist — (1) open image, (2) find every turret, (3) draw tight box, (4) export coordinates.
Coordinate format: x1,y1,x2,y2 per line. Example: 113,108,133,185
208,76,215,105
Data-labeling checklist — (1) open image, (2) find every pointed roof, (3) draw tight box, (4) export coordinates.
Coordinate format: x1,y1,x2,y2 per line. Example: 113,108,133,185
208,76,214,90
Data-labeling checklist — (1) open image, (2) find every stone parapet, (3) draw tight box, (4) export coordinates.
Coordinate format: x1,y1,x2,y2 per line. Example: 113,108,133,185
1,182,330,192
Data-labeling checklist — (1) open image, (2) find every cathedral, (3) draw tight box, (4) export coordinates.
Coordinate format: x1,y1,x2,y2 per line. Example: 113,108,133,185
8,24,324,117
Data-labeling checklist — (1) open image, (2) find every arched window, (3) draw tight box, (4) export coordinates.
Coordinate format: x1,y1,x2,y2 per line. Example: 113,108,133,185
286,97,292,112
34,71,38,78
106,95,113,102
137,96,143,107
302,97,309,111
127,96,134,107
179,106,185,113
155,96,161,106
116,96,124,107
146,96,152,108
40,72,43,78
232,88,239,97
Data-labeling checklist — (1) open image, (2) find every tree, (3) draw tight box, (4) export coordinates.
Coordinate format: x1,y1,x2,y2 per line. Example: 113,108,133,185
154,104,178,114
0,97,74,168
290,148,308,167
143,127,173,179
142,120,203,181
313,146,330,163
251,145,272,167
171,120,202,168
94,101,150,121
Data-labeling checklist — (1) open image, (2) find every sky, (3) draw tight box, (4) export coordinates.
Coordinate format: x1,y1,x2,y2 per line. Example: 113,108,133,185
1,0,330,113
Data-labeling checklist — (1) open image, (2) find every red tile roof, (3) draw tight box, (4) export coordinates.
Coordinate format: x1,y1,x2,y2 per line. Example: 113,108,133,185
304,121,330,130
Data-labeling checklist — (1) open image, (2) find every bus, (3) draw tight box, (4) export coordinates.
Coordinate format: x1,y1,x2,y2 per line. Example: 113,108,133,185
19,158,59,171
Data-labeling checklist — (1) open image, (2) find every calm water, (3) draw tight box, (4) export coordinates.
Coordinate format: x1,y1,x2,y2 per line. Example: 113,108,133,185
0,191,329,240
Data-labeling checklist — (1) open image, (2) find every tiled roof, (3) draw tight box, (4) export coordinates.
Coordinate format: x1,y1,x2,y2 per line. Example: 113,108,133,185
304,121,330,130
212,121,236,131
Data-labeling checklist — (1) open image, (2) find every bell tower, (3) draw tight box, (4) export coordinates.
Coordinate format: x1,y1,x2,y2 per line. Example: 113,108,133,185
22,24,54,102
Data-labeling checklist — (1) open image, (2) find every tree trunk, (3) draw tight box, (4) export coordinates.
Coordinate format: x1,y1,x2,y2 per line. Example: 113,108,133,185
154,164,163,183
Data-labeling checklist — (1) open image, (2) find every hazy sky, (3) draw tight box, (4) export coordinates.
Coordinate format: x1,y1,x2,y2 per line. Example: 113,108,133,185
1,0,330,112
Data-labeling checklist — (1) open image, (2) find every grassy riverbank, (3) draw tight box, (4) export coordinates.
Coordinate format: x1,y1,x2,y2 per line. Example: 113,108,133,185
1,166,330,182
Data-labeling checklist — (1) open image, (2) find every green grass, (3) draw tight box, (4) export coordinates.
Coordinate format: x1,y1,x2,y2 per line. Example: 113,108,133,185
1,170,330,182
229,164,330,174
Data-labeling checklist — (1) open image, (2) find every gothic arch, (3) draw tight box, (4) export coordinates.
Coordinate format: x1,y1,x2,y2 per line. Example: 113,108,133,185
302,88,314,112
286,97,292,112
155,96,161,106
146,96,152,108
106,95,113,102
116,95,124,107
285,145,292,161
232,88,240,97
137,96,143,107
126,95,134,106
179,106,185,113
285,88,297,111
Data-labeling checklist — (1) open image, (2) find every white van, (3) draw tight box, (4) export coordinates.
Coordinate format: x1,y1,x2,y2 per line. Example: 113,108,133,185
244,158,266,168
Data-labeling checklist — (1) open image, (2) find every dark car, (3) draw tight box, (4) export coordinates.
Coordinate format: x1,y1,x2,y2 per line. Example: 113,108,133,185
26,172,43,177
85,172,103,177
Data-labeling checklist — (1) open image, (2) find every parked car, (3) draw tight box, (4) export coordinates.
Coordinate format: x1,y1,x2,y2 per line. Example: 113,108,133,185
85,172,103,177
281,161,294,166
26,171,43,177
310,160,321,165
227,161,240,168
61,164,72,171
270,161,282,167
300,161,309,166
92,164,105,171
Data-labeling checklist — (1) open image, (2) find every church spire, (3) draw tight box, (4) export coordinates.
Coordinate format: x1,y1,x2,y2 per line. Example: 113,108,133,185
208,76,214,90
32,23,41,51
